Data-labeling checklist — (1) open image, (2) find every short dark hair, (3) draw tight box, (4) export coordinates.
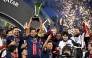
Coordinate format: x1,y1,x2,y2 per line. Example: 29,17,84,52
6,30,12,34
63,26,68,28
89,42,92,47
62,45,72,54
20,48,26,54
74,26,79,29
12,27,18,30
47,40,53,44
56,33,62,36
62,31,68,36
56,32,61,34
0,29,4,34
8,45,17,53
36,28,40,32
30,28,36,32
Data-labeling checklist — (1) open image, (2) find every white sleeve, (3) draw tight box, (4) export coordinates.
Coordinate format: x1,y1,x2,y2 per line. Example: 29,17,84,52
58,41,64,49
85,31,89,37
1,50,7,57
77,35,82,44
58,41,61,47
68,40,73,47
58,41,65,55
71,37,75,42
0,38,3,46
81,33,85,48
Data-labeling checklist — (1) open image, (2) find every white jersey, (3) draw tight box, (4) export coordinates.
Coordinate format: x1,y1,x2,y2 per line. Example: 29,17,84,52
71,32,89,48
58,40,73,55
0,37,3,52
71,35,82,44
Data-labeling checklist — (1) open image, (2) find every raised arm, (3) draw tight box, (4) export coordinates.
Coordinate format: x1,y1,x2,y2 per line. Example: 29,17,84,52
26,18,32,36
42,35,52,51
59,18,63,33
47,19,51,31
38,17,43,34
20,22,28,37
82,22,87,37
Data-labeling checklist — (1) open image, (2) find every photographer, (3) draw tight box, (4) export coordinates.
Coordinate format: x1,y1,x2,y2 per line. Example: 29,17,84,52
56,45,73,58
62,45,72,56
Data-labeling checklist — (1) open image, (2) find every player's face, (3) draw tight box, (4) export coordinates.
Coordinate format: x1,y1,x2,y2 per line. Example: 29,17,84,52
63,28,68,32
88,44,92,51
73,28,80,35
13,28,19,36
7,31,13,37
21,49,28,56
30,30,37,37
47,42,53,50
56,34,62,40
51,29,57,35
62,35,68,41
88,30,92,36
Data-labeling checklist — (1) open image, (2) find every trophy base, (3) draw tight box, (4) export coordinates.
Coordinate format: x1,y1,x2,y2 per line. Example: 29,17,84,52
32,15,39,21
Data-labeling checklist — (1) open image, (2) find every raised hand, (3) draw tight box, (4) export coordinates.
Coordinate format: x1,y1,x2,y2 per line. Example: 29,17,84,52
23,22,28,29
59,18,63,25
47,19,51,25
29,17,33,23
21,43,27,48
39,17,42,23
47,34,52,40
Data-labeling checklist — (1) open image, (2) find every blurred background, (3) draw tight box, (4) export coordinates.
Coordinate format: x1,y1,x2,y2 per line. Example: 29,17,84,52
0,0,92,32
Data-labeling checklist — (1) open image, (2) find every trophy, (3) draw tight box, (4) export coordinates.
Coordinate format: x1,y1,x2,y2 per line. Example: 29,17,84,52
32,2,42,21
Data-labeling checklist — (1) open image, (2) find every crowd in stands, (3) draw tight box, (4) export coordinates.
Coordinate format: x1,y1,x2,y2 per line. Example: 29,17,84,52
41,0,92,29
0,17,92,58
57,0,92,29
